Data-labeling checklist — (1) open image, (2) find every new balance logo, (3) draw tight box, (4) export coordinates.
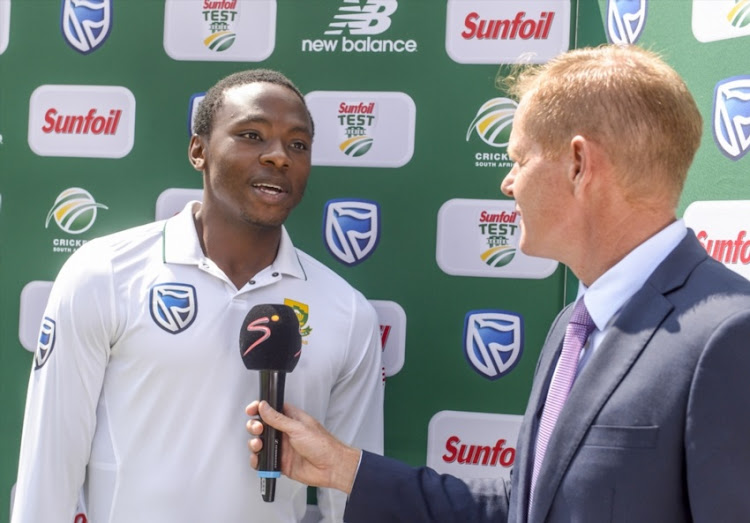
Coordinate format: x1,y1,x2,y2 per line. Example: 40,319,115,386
324,0,397,35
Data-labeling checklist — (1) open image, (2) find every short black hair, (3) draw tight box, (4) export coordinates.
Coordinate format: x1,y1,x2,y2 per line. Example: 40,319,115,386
192,69,314,137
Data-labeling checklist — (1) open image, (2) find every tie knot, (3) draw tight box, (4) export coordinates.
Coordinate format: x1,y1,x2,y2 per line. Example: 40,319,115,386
569,298,596,336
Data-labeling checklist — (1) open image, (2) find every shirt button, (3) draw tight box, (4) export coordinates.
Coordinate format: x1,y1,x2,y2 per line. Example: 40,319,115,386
249,280,256,285
272,272,279,277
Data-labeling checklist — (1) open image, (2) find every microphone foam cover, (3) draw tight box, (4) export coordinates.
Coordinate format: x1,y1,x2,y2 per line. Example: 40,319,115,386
239,304,302,372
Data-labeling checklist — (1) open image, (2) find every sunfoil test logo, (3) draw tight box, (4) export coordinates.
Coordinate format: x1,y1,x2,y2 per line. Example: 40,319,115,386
466,97,516,170
463,310,523,380
61,0,112,54
45,188,108,254
164,0,275,62
302,0,417,54
436,199,558,279
306,91,415,167
713,76,750,161
693,0,750,42
323,199,380,266
478,209,519,268
606,0,647,44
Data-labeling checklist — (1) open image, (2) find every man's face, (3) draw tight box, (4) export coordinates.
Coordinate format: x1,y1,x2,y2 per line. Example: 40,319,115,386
501,100,572,261
190,82,313,229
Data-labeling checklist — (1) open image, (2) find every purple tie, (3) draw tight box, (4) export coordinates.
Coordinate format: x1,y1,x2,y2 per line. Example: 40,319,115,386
529,298,595,511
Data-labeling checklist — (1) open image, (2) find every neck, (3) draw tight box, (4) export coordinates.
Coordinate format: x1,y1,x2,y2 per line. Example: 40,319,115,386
570,201,676,287
194,207,282,289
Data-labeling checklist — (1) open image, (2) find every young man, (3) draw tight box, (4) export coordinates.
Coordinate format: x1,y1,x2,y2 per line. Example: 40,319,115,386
247,45,750,522
12,70,384,523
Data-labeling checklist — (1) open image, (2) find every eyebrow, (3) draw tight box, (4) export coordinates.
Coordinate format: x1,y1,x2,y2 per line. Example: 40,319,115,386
234,115,312,137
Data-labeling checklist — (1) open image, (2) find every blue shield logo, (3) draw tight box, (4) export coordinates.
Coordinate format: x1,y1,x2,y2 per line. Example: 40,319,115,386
463,310,523,380
187,92,206,136
324,199,380,266
713,76,750,161
607,0,647,44
61,0,112,54
150,283,197,334
35,317,57,370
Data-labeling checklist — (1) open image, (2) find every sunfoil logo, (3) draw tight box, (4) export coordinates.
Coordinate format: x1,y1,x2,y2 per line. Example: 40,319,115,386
301,0,417,53
46,187,108,235
606,0,647,44
693,0,750,42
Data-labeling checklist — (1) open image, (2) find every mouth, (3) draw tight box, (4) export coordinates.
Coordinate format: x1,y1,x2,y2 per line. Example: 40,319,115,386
252,182,286,196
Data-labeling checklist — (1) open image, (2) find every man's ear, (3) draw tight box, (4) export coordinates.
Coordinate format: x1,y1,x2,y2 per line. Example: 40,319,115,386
569,135,587,185
188,134,206,171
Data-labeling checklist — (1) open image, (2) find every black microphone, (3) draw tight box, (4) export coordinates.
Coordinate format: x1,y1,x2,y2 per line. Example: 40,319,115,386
239,304,302,502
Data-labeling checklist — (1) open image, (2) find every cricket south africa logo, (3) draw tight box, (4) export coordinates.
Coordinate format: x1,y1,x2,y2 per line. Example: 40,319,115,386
46,187,108,235
692,0,750,42
478,210,519,268
467,98,517,148
301,0,417,53
150,283,198,334
284,298,313,341
35,317,57,370
713,76,750,160
61,0,112,54
463,310,523,380
606,0,647,44
324,199,380,266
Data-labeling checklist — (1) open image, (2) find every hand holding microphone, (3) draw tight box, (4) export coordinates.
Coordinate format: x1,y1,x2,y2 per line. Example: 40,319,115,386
239,304,302,502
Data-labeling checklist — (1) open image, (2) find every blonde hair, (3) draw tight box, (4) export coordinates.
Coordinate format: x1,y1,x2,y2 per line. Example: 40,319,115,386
504,45,702,205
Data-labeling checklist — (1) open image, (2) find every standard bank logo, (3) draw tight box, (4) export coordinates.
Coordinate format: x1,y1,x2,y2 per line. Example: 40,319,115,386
46,187,108,235
188,92,206,135
693,0,750,42
150,283,197,334
606,0,647,44
61,0,112,54
437,199,558,279
164,0,276,62
35,317,56,370
0,0,10,55
306,91,415,167
324,199,380,266
302,0,417,53
463,310,523,380
28,85,135,158
713,76,750,161
446,0,570,64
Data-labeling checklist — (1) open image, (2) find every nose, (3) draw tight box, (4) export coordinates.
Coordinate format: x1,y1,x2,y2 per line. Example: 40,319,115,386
501,168,515,197
259,139,290,169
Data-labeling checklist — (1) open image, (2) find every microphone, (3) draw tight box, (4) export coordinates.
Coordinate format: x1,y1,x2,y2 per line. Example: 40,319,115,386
239,304,302,502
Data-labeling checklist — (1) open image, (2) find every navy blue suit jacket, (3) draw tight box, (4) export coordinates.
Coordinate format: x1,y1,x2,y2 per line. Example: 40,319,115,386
344,232,750,522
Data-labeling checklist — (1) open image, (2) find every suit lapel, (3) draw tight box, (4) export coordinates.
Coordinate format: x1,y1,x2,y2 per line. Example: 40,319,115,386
525,232,708,523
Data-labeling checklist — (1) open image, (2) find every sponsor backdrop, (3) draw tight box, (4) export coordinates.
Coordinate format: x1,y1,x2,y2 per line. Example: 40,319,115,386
1,0,749,519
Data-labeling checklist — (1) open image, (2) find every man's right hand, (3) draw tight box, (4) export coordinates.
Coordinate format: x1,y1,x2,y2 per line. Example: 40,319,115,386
246,400,362,495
